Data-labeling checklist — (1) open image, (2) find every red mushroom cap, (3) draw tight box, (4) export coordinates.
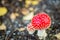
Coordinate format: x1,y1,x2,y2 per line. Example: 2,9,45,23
27,23,35,32
31,12,51,30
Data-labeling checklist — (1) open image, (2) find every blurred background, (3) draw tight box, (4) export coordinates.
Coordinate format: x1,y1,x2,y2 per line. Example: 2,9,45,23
0,0,60,40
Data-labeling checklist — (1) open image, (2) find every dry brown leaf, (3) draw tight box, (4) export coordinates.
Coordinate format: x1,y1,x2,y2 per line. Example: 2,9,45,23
10,13,16,20
0,24,6,30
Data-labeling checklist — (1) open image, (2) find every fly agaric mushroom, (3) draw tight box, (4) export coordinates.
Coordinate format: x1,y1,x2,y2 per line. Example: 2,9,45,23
31,12,51,30
27,23,35,34
27,12,51,40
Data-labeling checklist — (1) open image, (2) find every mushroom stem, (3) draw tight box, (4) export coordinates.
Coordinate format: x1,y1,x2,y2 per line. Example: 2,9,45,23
37,29,47,40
